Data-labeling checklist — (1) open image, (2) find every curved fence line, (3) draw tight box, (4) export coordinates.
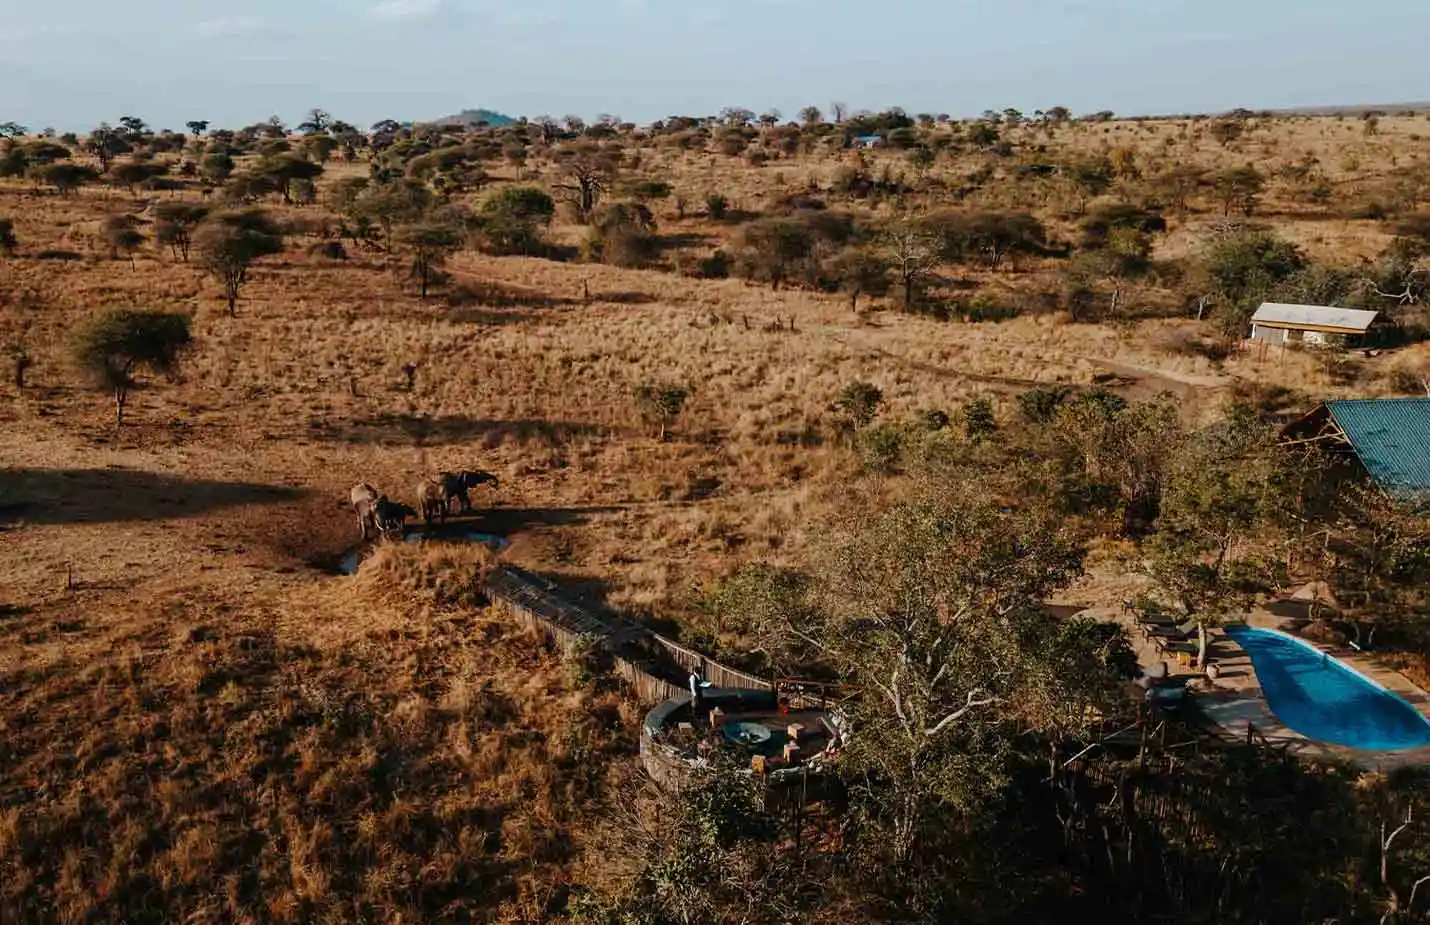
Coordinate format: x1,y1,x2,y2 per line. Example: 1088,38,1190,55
485,565,765,703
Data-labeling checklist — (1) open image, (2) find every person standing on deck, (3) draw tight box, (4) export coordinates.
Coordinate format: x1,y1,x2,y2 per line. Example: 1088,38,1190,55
689,670,703,706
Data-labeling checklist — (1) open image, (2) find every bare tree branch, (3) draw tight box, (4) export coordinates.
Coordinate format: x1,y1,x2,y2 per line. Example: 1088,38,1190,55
925,688,998,738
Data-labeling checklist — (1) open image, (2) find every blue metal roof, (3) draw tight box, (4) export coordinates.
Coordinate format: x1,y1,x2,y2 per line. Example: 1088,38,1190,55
1326,399,1430,500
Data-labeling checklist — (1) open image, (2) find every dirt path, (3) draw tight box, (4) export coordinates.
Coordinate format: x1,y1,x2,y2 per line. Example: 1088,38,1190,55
1079,357,1230,400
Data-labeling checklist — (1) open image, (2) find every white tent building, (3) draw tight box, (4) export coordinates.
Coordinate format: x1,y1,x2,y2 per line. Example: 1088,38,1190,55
1248,303,1379,347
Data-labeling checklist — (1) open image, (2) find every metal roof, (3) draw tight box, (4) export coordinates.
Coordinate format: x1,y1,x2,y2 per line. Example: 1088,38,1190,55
1326,398,1430,500
1252,302,1379,332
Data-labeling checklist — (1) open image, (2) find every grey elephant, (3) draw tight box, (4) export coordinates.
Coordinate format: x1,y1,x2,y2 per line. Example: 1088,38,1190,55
373,498,418,534
416,478,447,527
351,483,382,540
438,470,500,515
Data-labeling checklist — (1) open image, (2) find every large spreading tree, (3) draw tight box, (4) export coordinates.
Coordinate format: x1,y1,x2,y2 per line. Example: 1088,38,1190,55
71,310,192,426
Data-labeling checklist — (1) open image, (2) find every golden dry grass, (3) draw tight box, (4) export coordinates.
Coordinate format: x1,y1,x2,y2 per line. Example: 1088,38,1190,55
2,112,1430,919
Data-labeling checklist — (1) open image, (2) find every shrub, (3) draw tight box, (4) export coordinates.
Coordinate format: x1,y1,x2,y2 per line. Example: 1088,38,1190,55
1018,386,1073,424
953,294,1022,323
859,424,907,474
633,383,692,440
586,202,658,268
307,240,348,260
962,397,997,443
705,193,729,220
836,380,883,428
0,217,15,255
624,179,672,202
696,250,731,279
920,409,951,431
477,186,555,255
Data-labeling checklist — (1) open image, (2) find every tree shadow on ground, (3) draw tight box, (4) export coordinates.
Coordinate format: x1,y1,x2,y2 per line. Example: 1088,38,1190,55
452,505,626,537
0,467,307,527
657,232,717,250
444,307,545,326
446,280,578,310
309,415,619,447
592,290,661,305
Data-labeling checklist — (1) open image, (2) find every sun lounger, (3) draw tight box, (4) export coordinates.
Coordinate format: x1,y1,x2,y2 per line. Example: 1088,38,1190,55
1144,620,1196,639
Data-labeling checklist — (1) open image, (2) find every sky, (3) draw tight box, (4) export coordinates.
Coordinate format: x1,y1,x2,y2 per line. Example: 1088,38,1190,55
2,0,1428,131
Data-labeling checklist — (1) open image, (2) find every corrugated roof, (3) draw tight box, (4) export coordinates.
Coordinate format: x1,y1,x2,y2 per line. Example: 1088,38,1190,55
1252,302,1379,332
1326,398,1430,499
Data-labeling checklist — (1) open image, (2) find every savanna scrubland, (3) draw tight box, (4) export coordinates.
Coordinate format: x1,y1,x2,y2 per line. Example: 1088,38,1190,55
6,106,1430,922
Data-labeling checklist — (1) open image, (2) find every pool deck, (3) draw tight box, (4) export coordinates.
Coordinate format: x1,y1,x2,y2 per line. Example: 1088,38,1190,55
1096,605,1430,771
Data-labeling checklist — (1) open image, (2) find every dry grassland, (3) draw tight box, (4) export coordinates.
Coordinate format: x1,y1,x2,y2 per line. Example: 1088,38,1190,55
3,112,1430,920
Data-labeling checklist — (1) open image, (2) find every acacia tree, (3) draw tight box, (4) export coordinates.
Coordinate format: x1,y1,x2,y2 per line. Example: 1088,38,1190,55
71,309,192,426
86,124,131,172
1212,166,1267,217
836,379,883,429
750,485,1121,868
35,162,100,196
1195,229,1306,339
736,217,815,290
1324,483,1430,648
101,214,146,267
1146,408,1281,666
1054,392,1182,536
824,245,890,313
633,383,692,440
194,209,284,315
153,202,210,261
256,153,324,205
395,221,460,298
186,120,209,140
349,180,432,251
297,109,331,134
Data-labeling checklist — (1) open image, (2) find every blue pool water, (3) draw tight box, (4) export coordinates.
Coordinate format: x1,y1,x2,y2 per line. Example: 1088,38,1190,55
1225,626,1430,751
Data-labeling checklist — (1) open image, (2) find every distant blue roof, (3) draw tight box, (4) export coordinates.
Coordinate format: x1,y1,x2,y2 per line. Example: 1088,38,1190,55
1326,399,1430,501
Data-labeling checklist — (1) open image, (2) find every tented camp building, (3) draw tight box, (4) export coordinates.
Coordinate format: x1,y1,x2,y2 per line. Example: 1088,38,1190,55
1249,303,1379,348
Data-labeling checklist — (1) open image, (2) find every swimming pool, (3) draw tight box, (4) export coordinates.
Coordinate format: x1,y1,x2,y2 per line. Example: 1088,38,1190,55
1224,626,1430,751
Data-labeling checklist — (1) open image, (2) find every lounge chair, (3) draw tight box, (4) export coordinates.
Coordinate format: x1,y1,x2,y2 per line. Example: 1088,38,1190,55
1152,634,1197,658
1144,619,1196,640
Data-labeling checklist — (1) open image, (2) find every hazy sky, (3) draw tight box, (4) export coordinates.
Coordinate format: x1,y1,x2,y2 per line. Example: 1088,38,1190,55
3,0,1428,131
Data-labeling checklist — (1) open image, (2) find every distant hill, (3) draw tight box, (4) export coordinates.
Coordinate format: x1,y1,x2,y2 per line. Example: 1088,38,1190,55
427,108,517,128
1269,101,1430,116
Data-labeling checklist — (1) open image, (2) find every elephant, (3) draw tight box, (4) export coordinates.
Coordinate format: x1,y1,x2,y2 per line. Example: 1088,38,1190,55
416,478,447,527
438,470,500,515
374,498,418,534
351,483,383,540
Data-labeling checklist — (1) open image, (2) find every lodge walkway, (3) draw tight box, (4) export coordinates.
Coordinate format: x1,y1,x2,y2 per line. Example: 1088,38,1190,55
485,564,773,704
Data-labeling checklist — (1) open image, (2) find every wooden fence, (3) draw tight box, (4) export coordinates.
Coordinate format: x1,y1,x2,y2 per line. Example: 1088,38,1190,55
649,633,773,692
486,566,613,656
485,565,757,706
483,566,855,795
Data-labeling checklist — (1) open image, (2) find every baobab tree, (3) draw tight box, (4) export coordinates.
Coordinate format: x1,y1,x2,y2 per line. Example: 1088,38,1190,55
552,144,619,224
